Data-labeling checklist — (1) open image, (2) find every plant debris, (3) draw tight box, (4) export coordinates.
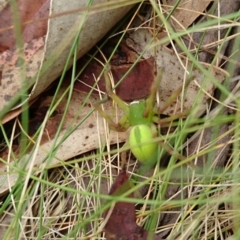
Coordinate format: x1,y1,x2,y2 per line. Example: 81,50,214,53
103,167,162,240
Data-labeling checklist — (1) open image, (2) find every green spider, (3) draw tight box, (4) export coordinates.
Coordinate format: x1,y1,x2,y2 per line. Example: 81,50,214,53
95,67,190,165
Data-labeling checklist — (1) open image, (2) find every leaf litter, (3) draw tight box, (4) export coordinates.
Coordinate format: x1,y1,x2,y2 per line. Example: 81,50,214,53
103,166,163,240
0,1,240,239
0,0,132,114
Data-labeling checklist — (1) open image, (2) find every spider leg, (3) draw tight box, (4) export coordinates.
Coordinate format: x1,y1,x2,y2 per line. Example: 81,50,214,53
153,110,191,126
104,67,129,114
151,75,194,126
93,66,130,132
94,95,131,132
157,140,196,168
143,68,164,118
157,76,195,114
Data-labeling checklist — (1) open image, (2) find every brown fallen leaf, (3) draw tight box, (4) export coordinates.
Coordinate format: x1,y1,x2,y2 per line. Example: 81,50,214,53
0,0,49,52
74,57,155,102
164,0,211,30
190,0,240,63
74,39,155,101
0,86,129,195
103,167,162,240
0,37,45,111
0,1,133,115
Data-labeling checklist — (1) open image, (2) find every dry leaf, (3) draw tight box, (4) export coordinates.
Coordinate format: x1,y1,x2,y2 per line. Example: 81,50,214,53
0,0,49,51
0,86,129,194
103,167,163,240
126,27,228,115
164,0,211,30
190,0,240,63
0,0,133,115
150,1,211,43
0,37,45,110
74,39,156,101
75,57,155,101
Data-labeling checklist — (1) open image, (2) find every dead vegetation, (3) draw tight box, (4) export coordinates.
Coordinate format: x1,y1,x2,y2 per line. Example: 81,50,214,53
0,0,240,239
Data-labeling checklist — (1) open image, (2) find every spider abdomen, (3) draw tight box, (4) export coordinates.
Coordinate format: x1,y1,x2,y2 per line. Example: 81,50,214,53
129,124,158,164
